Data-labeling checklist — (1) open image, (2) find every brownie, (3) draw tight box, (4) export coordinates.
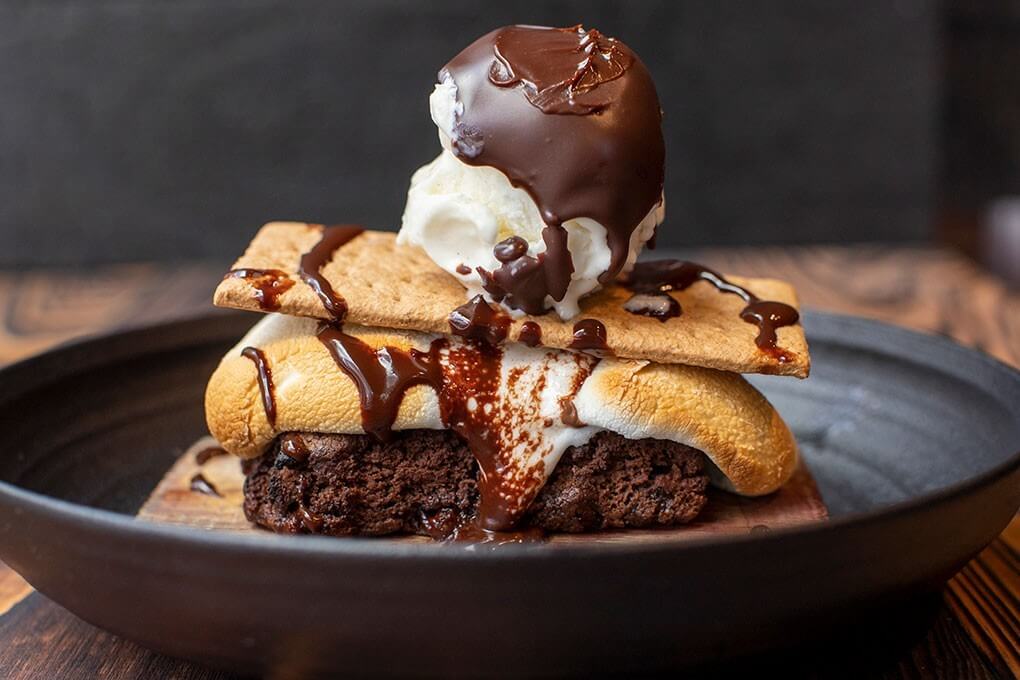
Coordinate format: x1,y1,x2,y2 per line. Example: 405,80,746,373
242,430,709,537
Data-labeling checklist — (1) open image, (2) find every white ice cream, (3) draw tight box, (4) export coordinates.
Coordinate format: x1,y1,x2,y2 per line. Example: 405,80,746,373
398,75,665,319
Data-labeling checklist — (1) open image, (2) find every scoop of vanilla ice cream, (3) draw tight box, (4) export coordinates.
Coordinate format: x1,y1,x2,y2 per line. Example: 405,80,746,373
398,76,665,319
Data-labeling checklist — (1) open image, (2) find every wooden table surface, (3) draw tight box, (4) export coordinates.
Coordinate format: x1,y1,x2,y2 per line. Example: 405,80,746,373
0,246,1017,679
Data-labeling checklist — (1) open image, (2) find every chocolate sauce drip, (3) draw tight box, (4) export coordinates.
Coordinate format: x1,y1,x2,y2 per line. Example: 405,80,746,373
455,263,472,275
189,473,221,497
195,446,227,466
489,25,633,115
476,226,574,315
315,317,602,533
569,319,609,351
448,295,511,345
493,236,529,263
518,321,543,347
317,325,443,441
300,506,324,533
419,509,465,540
295,473,325,532
623,292,681,322
224,269,295,311
741,301,800,361
420,508,545,546
559,353,598,427
623,260,800,357
298,224,365,320
278,433,311,464
241,347,277,427
316,322,545,531
444,25,664,313
446,522,546,546
560,401,584,428
435,340,538,531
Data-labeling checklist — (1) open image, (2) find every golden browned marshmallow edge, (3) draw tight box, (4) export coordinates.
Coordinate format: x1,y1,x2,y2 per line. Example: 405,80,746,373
205,315,798,497
574,361,798,497
213,222,810,378
204,315,442,460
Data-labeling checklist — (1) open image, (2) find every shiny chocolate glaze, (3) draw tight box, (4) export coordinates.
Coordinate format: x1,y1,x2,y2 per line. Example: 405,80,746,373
298,224,364,320
569,319,609,352
278,433,311,464
443,25,665,314
223,268,295,311
317,325,444,442
493,236,529,263
623,292,682,321
623,260,800,359
297,223,595,535
476,227,574,315
448,295,511,345
241,346,277,428
518,321,543,347
189,473,221,498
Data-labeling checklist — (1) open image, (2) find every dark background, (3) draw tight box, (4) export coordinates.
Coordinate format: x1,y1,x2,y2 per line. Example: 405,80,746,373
0,1,1013,266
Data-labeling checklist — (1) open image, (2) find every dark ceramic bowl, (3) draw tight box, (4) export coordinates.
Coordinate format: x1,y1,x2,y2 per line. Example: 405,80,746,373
0,311,1017,677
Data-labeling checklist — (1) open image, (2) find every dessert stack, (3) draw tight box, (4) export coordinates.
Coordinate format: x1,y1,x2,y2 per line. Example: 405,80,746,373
203,25,812,541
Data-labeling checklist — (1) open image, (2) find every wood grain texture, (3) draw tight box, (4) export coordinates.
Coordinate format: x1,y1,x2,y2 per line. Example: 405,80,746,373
0,246,1016,679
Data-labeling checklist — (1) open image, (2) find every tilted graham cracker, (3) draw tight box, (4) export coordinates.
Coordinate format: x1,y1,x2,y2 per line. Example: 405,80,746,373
214,222,810,377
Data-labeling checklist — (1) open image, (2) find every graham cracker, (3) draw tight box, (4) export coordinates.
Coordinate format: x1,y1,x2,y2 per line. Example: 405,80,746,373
213,222,810,377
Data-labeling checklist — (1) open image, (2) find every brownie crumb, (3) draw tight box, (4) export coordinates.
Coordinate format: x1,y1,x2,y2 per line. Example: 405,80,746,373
243,430,709,537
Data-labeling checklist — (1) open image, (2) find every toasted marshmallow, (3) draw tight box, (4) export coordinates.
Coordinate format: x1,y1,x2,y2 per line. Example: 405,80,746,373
206,314,797,498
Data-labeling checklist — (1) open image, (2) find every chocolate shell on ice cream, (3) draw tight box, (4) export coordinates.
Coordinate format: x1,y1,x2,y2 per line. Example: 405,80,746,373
440,25,666,314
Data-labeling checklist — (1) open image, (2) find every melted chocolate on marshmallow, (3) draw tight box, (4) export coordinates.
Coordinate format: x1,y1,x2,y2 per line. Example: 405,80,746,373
297,227,549,531
241,346,277,427
443,25,665,314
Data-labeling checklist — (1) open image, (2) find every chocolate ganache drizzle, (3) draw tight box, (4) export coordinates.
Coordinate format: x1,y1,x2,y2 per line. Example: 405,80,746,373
296,226,597,536
298,224,365,319
443,25,665,314
569,319,609,352
518,321,543,347
189,473,221,497
318,326,444,442
448,295,511,345
224,268,295,311
623,260,800,360
195,445,228,465
241,346,277,427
